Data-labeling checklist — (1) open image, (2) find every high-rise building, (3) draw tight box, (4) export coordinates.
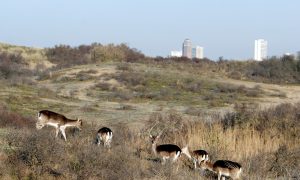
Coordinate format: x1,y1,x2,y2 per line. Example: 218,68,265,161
254,39,268,61
182,39,192,59
170,51,182,57
192,46,204,59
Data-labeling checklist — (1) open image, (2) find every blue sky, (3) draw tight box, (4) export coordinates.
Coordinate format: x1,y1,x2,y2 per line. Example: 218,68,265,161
0,0,299,60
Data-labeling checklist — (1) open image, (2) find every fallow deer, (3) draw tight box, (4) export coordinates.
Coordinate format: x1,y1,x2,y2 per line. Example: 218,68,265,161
96,127,113,148
36,110,82,141
199,158,242,180
191,149,209,169
149,123,191,164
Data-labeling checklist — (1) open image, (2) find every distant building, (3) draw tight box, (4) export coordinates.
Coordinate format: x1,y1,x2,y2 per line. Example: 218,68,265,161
170,51,182,57
182,39,192,59
254,39,268,61
192,46,204,59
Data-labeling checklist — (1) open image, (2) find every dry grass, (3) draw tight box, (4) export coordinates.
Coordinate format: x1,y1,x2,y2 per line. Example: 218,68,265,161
0,103,298,179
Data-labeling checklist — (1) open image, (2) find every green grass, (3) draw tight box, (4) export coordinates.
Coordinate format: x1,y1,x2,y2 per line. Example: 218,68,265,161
84,62,260,108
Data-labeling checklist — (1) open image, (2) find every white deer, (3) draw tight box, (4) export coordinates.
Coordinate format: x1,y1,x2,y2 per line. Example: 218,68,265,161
36,110,82,141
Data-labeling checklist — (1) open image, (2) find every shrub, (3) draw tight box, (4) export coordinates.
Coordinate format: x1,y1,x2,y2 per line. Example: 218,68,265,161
0,52,32,80
0,105,34,128
45,45,93,68
95,82,111,91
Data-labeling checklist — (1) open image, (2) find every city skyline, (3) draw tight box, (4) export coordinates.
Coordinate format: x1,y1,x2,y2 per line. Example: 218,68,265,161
0,0,299,60
171,39,204,59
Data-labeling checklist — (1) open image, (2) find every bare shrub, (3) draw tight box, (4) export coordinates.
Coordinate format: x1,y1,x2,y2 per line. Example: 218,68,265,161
45,45,93,68
114,71,146,87
95,82,111,91
53,76,73,83
143,111,191,147
185,107,203,116
229,71,242,80
75,73,94,81
110,90,134,101
116,103,135,110
77,69,98,74
0,105,34,128
37,87,57,99
7,75,36,86
117,63,133,71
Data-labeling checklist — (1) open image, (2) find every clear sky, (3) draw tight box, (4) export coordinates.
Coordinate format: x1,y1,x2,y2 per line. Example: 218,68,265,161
0,0,299,60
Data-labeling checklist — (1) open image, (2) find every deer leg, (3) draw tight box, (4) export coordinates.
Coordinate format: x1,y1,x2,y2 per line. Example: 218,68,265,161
172,151,180,163
96,135,101,146
162,157,167,165
55,127,59,138
60,126,67,141
193,158,197,169
107,138,112,148
217,173,222,180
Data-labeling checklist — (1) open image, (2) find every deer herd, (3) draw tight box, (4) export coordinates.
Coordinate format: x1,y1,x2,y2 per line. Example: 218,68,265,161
36,110,242,180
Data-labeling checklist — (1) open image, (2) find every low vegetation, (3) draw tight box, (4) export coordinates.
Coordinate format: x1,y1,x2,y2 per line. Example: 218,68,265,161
0,103,299,179
87,63,264,108
0,42,299,179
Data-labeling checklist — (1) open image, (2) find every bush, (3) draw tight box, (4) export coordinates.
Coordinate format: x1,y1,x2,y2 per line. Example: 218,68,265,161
45,45,93,68
0,52,32,80
0,105,34,128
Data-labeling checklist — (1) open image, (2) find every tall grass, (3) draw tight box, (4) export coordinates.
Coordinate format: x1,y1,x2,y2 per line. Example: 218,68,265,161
0,103,299,179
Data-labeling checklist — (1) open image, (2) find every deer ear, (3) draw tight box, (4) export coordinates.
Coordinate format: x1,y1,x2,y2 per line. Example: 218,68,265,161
149,135,153,138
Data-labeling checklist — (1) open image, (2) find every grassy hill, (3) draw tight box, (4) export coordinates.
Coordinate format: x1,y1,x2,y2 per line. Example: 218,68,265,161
0,42,53,69
0,43,299,179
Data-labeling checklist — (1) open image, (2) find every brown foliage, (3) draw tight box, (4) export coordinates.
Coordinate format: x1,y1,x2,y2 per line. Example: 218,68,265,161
1,103,300,179
0,105,34,128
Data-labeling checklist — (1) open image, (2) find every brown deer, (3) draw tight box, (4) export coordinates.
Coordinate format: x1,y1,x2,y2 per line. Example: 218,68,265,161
36,110,82,141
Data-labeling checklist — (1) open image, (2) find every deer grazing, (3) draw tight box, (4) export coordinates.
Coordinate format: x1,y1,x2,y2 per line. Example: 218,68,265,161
36,110,82,141
149,123,191,164
96,127,113,148
199,158,242,180
191,149,209,169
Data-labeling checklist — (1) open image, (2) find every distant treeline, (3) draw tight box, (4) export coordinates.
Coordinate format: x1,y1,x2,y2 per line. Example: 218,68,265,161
151,55,300,84
45,43,145,67
1,42,300,84
220,55,300,84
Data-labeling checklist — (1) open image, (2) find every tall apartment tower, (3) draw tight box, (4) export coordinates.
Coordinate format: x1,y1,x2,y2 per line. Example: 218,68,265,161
182,39,192,59
192,46,204,59
254,39,268,61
